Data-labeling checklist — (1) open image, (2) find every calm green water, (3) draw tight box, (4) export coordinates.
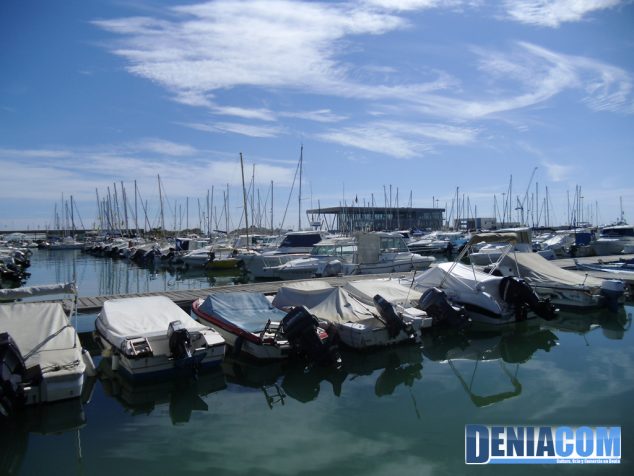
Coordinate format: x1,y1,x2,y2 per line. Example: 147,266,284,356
1,250,632,475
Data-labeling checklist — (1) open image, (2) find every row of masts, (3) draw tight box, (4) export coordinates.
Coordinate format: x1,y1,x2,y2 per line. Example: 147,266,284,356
48,160,623,235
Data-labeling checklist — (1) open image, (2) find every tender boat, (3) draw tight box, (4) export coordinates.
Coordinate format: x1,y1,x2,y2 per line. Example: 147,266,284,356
94,296,225,379
272,280,431,349
191,292,340,364
0,283,95,416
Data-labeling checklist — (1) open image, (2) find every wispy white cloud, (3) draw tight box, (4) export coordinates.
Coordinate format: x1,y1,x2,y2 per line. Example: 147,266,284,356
129,138,199,156
503,0,623,27
542,160,573,181
183,121,286,138
317,120,477,158
210,105,276,121
363,0,464,12
279,109,348,123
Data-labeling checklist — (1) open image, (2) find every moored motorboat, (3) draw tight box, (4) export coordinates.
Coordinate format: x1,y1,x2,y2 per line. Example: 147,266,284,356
94,296,225,379
191,292,340,365
0,283,95,416
272,280,430,349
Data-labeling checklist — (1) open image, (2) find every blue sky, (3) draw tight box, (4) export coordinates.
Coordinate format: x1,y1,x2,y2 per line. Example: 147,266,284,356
1,0,633,232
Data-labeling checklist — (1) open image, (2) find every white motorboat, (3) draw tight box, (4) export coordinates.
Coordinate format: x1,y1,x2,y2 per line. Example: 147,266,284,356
468,228,554,265
592,224,634,255
0,283,95,416
191,291,340,364
94,296,225,379
238,231,328,278
261,232,434,280
407,231,469,254
487,251,626,311
272,280,431,350
406,235,558,326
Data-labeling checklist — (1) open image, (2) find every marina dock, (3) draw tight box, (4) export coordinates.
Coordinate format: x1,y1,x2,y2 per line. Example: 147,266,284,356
74,253,634,313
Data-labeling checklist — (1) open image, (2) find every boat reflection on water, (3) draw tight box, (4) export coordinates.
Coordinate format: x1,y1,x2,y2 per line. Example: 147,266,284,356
542,306,632,341
421,324,559,407
96,360,227,425
0,397,89,475
222,344,424,408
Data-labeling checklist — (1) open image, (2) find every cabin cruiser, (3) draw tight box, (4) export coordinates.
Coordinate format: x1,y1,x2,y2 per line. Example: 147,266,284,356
238,231,328,279
592,224,634,255
191,291,340,365
272,280,431,349
469,227,555,265
260,232,435,280
0,283,95,416
94,296,225,379
407,231,469,254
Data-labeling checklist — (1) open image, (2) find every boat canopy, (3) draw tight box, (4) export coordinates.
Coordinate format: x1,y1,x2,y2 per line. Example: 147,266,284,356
343,279,422,307
466,232,518,247
0,301,83,375
198,292,287,333
0,283,75,301
495,252,604,289
99,296,207,348
272,281,376,324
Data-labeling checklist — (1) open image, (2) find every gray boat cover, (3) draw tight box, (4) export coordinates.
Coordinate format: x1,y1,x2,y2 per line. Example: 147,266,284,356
0,301,83,375
343,279,423,307
272,281,376,324
198,292,287,333
0,283,75,300
495,252,603,289
99,296,208,348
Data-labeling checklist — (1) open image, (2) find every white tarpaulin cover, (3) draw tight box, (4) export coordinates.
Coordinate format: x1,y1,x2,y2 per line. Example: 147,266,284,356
98,296,207,348
413,262,504,299
0,302,83,375
343,279,422,307
272,281,377,325
495,252,604,289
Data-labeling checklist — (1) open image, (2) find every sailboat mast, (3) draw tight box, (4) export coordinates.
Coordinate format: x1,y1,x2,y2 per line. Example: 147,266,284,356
298,145,303,231
240,153,249,248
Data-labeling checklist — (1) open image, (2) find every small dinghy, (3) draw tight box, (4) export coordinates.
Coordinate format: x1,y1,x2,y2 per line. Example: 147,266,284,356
191,292,340,365
94,296,225,379
0,283,95,416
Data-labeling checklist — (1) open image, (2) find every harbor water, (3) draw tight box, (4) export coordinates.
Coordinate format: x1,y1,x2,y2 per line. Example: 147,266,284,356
1,250,632,475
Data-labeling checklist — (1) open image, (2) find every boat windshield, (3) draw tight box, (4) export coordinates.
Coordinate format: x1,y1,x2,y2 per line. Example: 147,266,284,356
380,236,409,252
310,244,355,257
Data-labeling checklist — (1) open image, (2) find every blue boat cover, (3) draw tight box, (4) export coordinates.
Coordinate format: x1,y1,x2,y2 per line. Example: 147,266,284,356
199,292,287,333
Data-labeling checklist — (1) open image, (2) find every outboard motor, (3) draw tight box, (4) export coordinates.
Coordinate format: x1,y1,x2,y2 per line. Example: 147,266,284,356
418,288,470,329
372,294,414,339
600,280,625,312
499,276,557,321
167,321,193,360
0,333,27,416
281,307,338,365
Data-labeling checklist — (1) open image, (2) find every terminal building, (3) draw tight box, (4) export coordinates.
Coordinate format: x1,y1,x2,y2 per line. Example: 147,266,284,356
305,206,444,233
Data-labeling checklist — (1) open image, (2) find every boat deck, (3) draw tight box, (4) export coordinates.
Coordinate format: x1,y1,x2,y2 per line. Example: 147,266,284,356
551,254,634,284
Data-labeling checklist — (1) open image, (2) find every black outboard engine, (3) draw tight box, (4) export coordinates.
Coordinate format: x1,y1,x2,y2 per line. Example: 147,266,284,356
167,321,193,360
499,276,557,321
372,294,414,339
0,333,27,416
418,288,470,329
281,306,338,365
